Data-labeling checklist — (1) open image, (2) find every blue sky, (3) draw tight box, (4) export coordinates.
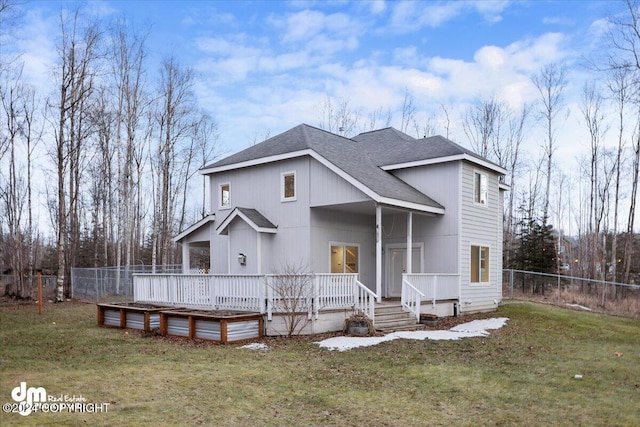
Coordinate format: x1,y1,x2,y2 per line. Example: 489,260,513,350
8,0,635,233
14,0,615,156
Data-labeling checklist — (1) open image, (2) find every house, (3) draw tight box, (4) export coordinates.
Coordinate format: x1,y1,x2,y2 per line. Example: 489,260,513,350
138,124,508,334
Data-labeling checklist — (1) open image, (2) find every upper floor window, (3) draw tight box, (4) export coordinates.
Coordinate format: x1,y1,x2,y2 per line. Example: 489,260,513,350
474,171,487,205
281,171,296,201
219,183,230,209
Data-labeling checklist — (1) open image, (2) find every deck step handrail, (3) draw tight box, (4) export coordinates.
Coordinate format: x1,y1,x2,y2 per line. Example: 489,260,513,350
354,279,377,323
401,278,425,320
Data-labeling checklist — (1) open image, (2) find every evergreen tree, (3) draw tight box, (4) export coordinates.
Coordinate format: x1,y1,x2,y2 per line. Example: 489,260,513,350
513,211,557,294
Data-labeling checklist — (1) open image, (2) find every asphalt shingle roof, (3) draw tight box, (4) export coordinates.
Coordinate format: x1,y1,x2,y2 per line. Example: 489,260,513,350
235,207,276,230
204,124,502,212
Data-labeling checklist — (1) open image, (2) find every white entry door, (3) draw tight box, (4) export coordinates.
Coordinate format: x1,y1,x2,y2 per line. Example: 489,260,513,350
388,247,421,297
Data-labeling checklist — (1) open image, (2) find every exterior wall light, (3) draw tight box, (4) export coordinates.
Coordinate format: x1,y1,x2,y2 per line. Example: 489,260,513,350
238,253,246,266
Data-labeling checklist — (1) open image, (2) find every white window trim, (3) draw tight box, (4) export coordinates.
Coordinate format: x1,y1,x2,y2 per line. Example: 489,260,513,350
470,242,491,285
329,242,360,274
473,170,488,207
281,171,297,202
219,182,231,210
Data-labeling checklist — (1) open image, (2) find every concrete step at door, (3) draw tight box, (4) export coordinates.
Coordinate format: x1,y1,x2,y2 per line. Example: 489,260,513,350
373,303,419,332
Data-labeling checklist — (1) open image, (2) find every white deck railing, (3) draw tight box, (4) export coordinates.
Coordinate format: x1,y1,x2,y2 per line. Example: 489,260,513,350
134,273,378,321
213,275,265,312
401,273,460,320
402,273,460,306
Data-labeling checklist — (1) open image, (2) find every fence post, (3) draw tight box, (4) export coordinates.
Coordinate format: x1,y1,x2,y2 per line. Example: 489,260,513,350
509,269,514,300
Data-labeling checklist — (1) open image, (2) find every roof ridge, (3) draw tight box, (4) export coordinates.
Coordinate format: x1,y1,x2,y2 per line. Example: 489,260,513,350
299,123,358,143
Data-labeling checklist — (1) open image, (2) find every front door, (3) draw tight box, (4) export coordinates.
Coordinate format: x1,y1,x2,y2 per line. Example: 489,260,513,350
388,247,421,297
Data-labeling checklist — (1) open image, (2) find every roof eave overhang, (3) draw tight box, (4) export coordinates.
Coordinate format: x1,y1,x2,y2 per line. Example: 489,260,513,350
202,148,445,216
381,154,508,175
200,149,314,175
173,214,216,243
379,198,445,215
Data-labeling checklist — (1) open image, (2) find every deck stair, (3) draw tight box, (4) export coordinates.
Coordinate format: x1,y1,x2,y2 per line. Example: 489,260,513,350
373,302,421,332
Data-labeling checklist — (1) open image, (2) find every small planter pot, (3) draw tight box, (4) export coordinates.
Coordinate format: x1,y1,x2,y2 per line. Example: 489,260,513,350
420,314,439,327
346,320,370,336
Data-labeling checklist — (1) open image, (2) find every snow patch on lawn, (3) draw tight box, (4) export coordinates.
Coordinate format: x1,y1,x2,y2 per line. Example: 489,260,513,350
315,317,509,352
239,342,269,351
566,303,592,311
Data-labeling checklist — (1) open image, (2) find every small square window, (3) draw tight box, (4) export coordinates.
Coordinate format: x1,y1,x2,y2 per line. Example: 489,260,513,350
220,183,230,209
282,172,296,201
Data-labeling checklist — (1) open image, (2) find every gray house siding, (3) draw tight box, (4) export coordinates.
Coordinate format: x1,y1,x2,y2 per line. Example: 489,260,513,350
392,163,460,274
208,155,380,276
228,220,258,274
208,157,313,274
459,162,502,313
309,158,370,207
310,208,376,289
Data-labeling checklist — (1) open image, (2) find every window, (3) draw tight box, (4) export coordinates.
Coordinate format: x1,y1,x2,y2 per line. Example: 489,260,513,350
470,245,490,283
474,172,487,205
331,245,359,273
282,171,296,201
219,183,230,209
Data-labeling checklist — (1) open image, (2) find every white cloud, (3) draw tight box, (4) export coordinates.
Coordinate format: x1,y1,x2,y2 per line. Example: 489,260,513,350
369,0,386,15
12,8,58,96
389,1,464,31
473,0,509,24
388,0,508,32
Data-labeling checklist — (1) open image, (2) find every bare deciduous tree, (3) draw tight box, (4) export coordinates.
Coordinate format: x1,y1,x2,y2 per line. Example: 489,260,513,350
364,106,392,132
400,88,416,134
318,95,361,136
602,0,640,283
532,62,568,222
580,81,611,279
49,7,101,300
462,95,504,159
267,263,314,337
606,67,630,283
152,57,196,266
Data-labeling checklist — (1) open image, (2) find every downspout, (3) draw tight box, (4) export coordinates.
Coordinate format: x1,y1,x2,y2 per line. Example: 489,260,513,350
376,204,382,303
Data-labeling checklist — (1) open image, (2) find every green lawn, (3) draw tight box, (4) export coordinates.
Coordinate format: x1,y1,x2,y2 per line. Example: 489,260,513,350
1,301,638,426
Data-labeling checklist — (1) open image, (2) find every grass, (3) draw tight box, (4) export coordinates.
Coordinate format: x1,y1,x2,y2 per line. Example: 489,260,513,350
1,301,639,426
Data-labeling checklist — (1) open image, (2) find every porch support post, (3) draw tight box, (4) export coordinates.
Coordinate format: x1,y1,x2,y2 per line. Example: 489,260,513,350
182,242,190,273
209,221,215,273
376,204,382,303
227,233,231,274
406,211,413,274
256,232,262,275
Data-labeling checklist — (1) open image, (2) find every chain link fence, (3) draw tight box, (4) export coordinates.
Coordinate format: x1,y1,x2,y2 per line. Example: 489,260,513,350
0,274,58,301
502,269,640,319
71,265,182,303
